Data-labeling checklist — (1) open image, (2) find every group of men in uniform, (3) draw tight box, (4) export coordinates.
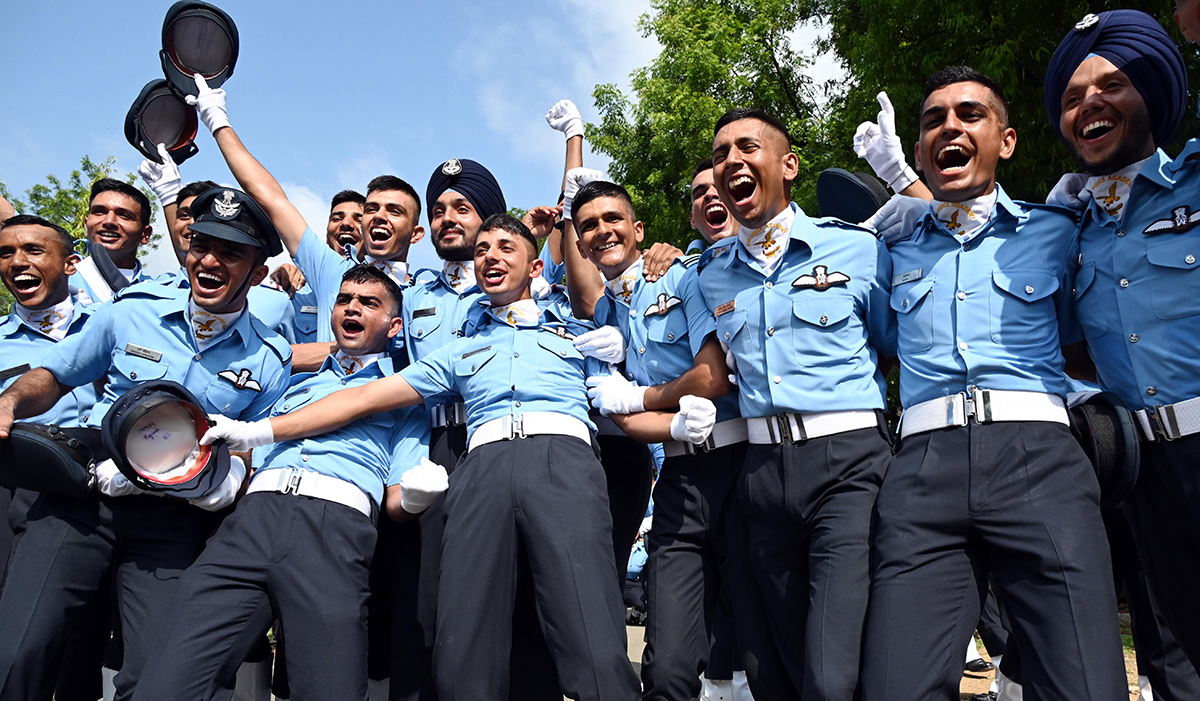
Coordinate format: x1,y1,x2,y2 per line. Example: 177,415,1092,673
2,5,1200,701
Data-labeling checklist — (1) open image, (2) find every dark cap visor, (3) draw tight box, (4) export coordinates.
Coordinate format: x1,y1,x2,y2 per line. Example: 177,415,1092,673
187,220,265,251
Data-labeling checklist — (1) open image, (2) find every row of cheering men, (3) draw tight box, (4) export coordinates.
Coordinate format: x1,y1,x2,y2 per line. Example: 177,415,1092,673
2,7,1200,701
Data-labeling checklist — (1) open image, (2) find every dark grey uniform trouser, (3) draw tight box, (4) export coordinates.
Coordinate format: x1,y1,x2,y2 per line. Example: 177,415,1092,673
434,434,640,701
861,421,1127,701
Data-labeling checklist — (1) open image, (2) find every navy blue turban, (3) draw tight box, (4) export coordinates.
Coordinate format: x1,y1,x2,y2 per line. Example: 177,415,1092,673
1044,10,1187,148
425,158,506,224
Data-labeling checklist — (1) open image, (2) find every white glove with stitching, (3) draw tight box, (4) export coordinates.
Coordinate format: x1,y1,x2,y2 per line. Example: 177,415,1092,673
400,458,450,514
138,144,182,207
573,326,627,364
670,395,717,445
200,415,274,451
94,458,150,498
545,99,585,140
563,167,608,220
586,372,646,416
861,195,930,246
853,92,918,192
187,455,246,511
1046,172,1091,211
186,73,231,134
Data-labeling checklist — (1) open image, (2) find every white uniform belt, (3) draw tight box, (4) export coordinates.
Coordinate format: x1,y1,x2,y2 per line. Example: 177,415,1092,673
247,467,373,519
468,412,592,453
747,410,878,444
1134,395,1200,442
900,389,1067,439
430,401,467,428
664,418,749,457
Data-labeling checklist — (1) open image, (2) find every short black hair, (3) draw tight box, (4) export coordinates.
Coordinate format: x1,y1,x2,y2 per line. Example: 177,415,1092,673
331,189,365,210
178,180,221,204
0,214,76,256
478,212,538,256
572,180,637,222
922,66,1010,127
340,264,403,315
90,178,151,228
366,176,421,220
692,157,714,182
713,108,793,147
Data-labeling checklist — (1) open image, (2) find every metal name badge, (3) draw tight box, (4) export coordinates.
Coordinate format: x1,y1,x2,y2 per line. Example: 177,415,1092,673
124,343,163,363
462,345,492,359
893,268,923,286
714,300,737,317
300,305,318,314
412,307,439,319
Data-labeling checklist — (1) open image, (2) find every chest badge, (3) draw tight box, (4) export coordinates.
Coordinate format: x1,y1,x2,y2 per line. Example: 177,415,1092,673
1144,206,1200,236
540,324,577,341
644,293,682,317
792,265,850,290
218,368,262,392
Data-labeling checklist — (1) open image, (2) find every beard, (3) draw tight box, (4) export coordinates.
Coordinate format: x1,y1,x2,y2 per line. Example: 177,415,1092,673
433,228,474,262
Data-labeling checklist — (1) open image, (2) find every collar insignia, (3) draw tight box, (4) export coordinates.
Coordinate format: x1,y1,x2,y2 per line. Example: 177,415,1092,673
213,190,241,219
218,368,262,392
442,158,463,176
1144,206,1200,236
792,265,851,290
644,293,682,317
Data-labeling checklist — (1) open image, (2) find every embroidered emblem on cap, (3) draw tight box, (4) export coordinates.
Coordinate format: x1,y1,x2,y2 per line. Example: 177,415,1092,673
1145,206,1200,235
213,190,241,219
644,293,682,317
1075,13,1099,31
793,265,851,290
217,368,262,392
442,158,463,176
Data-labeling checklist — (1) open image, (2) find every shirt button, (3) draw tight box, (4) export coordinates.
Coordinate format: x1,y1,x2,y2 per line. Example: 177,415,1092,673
765,282,774,289
767,327,775,336
129,372,137,379
963,243,971,251
956,291,966,300
1024,285,1034,295
515,401,521,407
302,455,309,462
1116,228,1126,237
1130,333,1139,343
902,299,909,308
1119,278,1130,288
471,364,476,371
666,333,674,341
1147,387,1158,396
723,332,730,340
417,329,424,336
630,309,637,317
194,354,201,360
959,341,968,351
820,315,829,325
283,405,290,410
628,372,635,379
82,415,88,423
452,327,458,334
224,404,231,411
560,350,567,356
773,375,782,384
513,352,520,358
638,347,646,354
1188,255,1197,265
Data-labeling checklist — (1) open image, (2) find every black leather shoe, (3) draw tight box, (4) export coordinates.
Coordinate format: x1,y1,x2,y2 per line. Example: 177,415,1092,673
965,658,995,673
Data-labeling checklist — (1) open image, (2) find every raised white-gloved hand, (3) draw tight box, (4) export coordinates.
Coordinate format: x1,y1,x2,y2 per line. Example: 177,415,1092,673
573,326,627,363
187,455,245,511
719,339,738,386
1046,172,1091,211
586,372,646,416
399,458,450,514
563,167,608,220
200,415,274,451
861,195,930,246
853,92,918,192
670,395,717,445
138,143,182,207
185,73,231,134
94,458,149,498
545,99,584,140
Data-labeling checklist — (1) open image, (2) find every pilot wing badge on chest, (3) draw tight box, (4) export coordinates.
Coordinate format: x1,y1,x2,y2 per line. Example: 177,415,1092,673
792,265,850,290
218,368,262,392
1144,206,1200,235
643,293,682,317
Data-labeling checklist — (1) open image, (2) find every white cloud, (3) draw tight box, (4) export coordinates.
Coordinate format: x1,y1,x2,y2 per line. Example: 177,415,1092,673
334,152,399,192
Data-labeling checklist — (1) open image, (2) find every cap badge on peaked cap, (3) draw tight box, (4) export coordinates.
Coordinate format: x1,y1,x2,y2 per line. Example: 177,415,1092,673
213,190,241,219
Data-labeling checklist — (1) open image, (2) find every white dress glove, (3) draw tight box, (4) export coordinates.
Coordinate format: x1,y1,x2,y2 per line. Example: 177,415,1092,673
545,99,585,140
853,92,918,192
573,326,627,363
719,339,738,386
185,73,231,134
586,372,647,416
670,395,717,445
138,144,182,207
187,455,246,511
94,458,150,498
200,415,274,451
563,167,608,220
1046,172,1091,211
861,195,930,246
399,458,450,514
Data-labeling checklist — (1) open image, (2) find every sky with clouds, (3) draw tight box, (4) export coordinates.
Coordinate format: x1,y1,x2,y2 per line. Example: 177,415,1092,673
1,0,835,275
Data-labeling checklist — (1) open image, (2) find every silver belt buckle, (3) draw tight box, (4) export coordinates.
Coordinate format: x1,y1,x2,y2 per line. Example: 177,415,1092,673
501,414,526,441
450,402,467,425
1146,404,1180,441
283,467,304,495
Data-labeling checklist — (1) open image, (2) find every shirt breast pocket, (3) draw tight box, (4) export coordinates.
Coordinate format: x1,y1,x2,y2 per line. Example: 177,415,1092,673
715,308,748,353
536,333,584,361
294,311,319,335
789,293,856,362
889,277,935,353
408,312,444,345
206,375,259,418
989,269,1059,344
274,387,315,416
111,350,169,384
645,308,688,346
1147,236,1200,319
1072,262,1107,340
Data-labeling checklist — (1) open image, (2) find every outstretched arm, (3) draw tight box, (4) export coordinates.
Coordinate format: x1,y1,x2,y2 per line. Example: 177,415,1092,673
0,369,73,439
270,374,424,442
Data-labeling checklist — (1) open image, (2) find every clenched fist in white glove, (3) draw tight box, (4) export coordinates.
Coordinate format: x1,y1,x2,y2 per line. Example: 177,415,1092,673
586,372,646,416
186,73,231,134
94,458,150,498
563,167,608,220
853,92,918,192
545,99,584,140
187,455,246,511
670,395,717,445
861,195,930,246
399,458,450,514
1046,172,1091,211
200,415,274,451
573,326,627,364
138,144,182,207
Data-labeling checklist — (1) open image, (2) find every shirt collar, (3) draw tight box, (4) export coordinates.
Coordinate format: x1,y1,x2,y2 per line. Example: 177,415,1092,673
726,202,806,272
916,184,1023,238
317,353,394,378
604,259,643,305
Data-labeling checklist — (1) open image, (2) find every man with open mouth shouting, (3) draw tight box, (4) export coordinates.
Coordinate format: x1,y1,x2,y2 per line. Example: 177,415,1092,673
0,186,291,701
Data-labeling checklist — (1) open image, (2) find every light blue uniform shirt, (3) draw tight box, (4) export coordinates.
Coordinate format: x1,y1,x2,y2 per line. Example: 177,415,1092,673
152,268,297,343
294,227,360,344
40,285,291,427
695,203,895,418
0,306,98,426
593,258,739,423
400,300,604,444
539,242,566,285
889,187,1080,408
69,258,148,306
1073,143,1200,410
253,355,429,507
290,283,321,344
402,268,484,362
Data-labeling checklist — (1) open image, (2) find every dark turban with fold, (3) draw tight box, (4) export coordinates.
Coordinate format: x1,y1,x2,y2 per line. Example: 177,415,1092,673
425,158,506,224
1044,10,1187,148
